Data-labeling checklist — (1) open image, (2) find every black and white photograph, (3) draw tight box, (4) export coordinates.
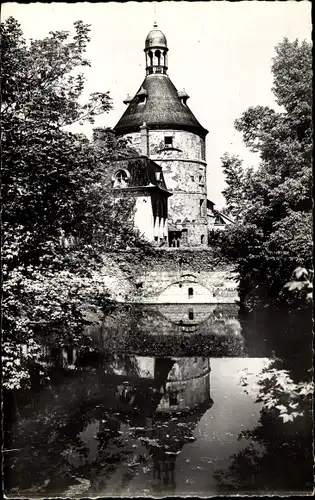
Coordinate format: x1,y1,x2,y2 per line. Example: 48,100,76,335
2,0,313,497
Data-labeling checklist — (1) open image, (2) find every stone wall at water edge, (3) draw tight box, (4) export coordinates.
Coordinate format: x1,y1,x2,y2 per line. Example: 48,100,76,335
99,249,238,304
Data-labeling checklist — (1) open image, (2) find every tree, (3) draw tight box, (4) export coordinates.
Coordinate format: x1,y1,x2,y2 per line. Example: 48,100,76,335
211,38,312,308
1,18,143,390
221,154,253,220
214,358,313,493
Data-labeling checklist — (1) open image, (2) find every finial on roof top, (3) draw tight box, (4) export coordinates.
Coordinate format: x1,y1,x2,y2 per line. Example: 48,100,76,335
153,20,158,28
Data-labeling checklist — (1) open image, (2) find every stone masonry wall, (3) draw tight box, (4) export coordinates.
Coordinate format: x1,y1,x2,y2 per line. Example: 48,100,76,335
123,129,208,247
125,129,206,162
99,249,238,304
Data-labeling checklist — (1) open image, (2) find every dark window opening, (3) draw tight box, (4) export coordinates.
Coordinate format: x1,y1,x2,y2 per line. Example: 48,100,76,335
188,287,194,298
181,229,188,244
116,170,127,183
138,94,146,104
201,234,205,244
188,308,194,320
154,236,158,242
169,391,178,406
155,49,161,65
113,169,129,188
148,50,153,66
164,136,173,147
191,175,194,182
199,175,203,182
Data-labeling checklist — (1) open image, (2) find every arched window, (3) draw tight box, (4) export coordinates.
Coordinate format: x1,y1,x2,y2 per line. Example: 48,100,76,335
188,287,194,299
155,49,161,65
201,234,205,244
148,50,153,66
112,169,130,188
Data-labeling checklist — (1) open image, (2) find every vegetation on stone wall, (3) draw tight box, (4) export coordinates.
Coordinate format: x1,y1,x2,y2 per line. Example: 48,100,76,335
1,18,145,390
110,247,231,277
209,38,312,310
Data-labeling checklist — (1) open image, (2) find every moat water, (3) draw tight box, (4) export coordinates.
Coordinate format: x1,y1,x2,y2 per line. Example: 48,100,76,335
4,304,313,497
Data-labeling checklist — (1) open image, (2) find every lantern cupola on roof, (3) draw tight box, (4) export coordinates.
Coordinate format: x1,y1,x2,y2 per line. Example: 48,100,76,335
114,24,208,137
144,22,168,75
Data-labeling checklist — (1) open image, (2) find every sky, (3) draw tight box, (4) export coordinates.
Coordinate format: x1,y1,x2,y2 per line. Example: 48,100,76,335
2,1,312,208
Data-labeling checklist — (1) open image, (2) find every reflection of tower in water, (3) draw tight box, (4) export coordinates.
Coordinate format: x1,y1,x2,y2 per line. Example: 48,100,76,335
140,356,213,493
155,356,211,412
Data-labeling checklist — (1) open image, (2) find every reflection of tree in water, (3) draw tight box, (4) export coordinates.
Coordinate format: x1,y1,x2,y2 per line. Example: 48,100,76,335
214,409,313,493
214,358,313,493
4,350,138,495
242,306,313,380
5,353,213,496
4,383,94,493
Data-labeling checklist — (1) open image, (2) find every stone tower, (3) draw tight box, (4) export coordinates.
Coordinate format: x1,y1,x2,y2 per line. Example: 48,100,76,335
114,24,209,248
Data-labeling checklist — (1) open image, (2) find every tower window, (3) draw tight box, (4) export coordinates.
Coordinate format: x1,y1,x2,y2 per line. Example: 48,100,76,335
188,308,194,320
201,234,205,244
200,199,204,216
164,136,173,147
188,287,194,299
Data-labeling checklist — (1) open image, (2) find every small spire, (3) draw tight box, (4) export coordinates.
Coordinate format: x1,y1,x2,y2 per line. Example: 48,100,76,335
153,1,158,28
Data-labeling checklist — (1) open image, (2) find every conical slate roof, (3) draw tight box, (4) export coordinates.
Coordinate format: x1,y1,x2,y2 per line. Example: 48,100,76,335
114,75,208,137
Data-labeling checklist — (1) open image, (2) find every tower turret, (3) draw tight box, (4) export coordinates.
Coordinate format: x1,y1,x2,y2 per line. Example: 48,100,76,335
114,25,209,247
144,22,169,75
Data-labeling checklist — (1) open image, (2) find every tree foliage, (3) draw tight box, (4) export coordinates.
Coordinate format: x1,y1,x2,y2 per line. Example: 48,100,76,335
210,38,312,308
1,18,143,390
214,358,313,493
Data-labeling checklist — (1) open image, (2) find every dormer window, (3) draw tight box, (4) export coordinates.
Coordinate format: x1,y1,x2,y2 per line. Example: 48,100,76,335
164,136,173,147
136,87,148,105
112,169,130,188
177,90,190,106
